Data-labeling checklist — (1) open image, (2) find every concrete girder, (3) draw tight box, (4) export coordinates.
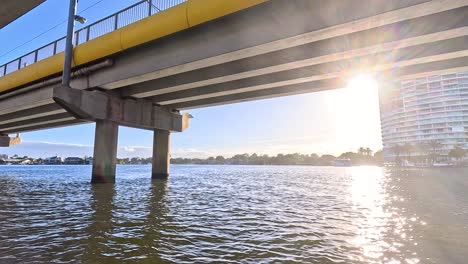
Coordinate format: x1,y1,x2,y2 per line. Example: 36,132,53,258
93,0,449,91
52,86,191,132
150,36,468,105
0,0,467,135
0,88,53,116
0,48,465,132
0,113,74,132
165,57,468,110
160,53,468,109
84,0,466,99
0,53,464,133
144,27,468,103
0,24,466,123
167,82,343,110
123,12,468,99
1,120,87,134
0,104,65,125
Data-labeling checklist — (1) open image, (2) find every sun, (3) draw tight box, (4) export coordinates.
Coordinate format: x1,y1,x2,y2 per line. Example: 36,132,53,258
346,74,379,90
324,73,382,152
340,73,380,112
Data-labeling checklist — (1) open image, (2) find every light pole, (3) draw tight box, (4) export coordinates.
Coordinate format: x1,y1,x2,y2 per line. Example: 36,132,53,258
62,0,86,87
62,0,77,87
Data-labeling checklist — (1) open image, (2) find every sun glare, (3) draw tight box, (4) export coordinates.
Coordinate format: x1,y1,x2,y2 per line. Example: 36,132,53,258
347,74,379,90
325,73,382,152
342,74,379,106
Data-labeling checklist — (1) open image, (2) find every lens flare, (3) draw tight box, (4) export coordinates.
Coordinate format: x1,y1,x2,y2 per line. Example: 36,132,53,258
347,74,379,90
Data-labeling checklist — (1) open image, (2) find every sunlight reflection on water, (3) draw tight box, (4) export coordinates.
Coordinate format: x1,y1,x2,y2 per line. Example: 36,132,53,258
0,165,467,263
347,167,419,264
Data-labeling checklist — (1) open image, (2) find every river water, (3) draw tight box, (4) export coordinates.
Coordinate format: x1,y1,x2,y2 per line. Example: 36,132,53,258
0,165,467,263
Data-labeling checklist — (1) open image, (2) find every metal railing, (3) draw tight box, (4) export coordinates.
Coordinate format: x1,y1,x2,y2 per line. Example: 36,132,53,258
0,0,186,78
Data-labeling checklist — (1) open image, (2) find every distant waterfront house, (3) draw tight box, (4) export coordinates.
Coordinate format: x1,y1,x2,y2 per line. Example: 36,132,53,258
44,156,62,165
0,158,23,165
84,156,93,165
64,157,85,165
333,158,352,167
20,159,32,165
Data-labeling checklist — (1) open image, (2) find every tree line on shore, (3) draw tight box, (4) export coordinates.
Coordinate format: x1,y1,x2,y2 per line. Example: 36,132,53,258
2,147,383,166
116,150,383,166
166,147,383,166
389,140,467,166
5,141,466,167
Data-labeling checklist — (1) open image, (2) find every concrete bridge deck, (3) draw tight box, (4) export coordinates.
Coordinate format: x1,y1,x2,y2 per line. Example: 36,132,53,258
0,0,467,134
0,0,467,182
0,0,45,29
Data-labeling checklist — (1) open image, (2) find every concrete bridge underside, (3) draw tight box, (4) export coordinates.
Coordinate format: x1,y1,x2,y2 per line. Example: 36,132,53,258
0,0,467,182
0,0,45,29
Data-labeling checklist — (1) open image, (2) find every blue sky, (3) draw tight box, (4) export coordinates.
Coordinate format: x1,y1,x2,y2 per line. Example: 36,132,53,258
0,0,382,158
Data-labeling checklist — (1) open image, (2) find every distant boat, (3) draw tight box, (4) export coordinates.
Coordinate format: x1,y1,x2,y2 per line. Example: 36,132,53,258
432,162,452,168
333,159,352,167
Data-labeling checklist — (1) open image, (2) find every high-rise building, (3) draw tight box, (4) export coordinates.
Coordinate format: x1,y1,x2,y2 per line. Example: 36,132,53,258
379,71,468,163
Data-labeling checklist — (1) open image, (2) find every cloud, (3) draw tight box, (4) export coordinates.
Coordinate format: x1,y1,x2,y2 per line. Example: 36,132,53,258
171,148,215,159
0,141,147,158
0,141,215,159
2,141,92,158
122,146,137,153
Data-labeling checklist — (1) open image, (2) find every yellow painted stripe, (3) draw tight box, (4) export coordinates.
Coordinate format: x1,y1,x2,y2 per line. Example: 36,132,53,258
187,0,267,27
121,3,189,50
0,53,65,91
73,30,123,66
0,0,267,93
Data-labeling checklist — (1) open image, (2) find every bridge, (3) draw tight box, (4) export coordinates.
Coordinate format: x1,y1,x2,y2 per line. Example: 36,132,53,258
0,0,467,182
0,0,45,29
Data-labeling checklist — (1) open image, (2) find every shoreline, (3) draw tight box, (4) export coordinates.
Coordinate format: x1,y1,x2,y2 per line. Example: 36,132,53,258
0,163,467,168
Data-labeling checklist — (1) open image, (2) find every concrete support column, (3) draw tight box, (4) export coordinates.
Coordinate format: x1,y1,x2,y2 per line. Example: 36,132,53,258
152,129,170,180
92,120,119,184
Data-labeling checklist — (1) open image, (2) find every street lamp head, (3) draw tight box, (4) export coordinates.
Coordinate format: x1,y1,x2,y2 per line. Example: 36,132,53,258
74,15,87,24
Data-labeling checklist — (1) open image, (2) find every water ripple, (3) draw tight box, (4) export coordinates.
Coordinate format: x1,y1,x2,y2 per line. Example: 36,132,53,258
0,165,467,263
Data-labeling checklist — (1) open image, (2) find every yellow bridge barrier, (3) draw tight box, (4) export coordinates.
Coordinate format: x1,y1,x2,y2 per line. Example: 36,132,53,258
0,0,267,94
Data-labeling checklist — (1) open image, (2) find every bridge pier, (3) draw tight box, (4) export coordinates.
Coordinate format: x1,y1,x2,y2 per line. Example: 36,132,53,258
91,120,119,184
152,129,170,180
53,86,191,183
0,134,21,147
